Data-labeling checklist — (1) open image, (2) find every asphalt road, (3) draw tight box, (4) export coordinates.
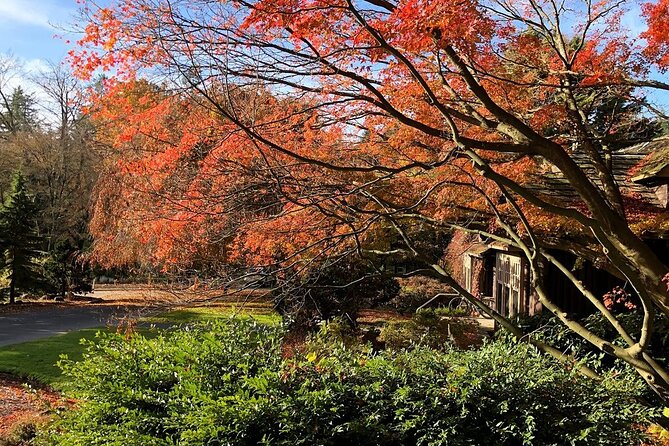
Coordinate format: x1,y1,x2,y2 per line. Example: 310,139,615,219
0,306,130,347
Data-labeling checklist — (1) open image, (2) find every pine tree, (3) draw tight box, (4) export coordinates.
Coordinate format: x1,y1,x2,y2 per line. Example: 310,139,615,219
0,171,43,303
0,87,39,137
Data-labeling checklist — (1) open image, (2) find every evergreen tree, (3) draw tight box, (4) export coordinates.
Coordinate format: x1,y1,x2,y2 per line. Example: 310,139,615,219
41,238,92,299
0,87,38,136
0,171,43,303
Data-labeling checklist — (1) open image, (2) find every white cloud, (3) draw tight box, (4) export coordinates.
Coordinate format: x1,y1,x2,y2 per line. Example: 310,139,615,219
1,55,60,124
0,0,75,29
0,0,51,28
2,56,49,91
22,58,51,75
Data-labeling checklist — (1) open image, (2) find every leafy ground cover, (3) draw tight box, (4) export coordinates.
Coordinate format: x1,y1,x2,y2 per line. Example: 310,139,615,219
2,303,666,445
0,329,108,444
0,374,59,446
36,319,658,446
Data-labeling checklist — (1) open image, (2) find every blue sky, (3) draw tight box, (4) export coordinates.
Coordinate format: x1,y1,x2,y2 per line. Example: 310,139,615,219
0,0,78,65
0,0,82,107
0,0,667,113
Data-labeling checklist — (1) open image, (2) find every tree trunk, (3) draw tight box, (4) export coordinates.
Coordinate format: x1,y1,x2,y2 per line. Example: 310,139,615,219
61,260,67,299
9,261,15,305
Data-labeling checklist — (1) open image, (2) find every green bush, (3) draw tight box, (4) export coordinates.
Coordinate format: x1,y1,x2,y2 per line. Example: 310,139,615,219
432,306,469,317
500,312,669,373
379,308,482,350
40,319,657,445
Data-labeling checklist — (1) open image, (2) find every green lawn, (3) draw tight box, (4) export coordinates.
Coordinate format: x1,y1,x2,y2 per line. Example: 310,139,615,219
0,305,280,388
144,304,280,325
0,328,109,389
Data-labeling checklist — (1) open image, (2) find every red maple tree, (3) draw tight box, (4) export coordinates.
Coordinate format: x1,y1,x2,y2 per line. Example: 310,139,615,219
73,0,669,399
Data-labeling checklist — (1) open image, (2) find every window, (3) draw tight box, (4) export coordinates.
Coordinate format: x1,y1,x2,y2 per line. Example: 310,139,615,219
463,255,473,292
495,253,523,317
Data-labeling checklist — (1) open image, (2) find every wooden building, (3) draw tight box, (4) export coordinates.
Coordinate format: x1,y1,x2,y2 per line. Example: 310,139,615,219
452,138,669,319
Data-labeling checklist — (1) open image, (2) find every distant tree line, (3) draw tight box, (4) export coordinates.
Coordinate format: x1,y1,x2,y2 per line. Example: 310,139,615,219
0,55,98,302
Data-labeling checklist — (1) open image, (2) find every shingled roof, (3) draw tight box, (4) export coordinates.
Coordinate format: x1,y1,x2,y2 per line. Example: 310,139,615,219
628,138,669,186
527,137,669,209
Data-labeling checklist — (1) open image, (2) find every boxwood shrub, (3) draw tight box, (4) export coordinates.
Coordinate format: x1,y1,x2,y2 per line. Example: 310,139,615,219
40,319,658,445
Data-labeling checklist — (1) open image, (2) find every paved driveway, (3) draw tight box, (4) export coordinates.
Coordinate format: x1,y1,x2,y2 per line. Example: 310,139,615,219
0,306,130,347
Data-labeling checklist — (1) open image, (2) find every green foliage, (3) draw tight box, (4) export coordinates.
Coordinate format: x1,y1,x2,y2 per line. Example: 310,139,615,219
500,312,669,373
302,317,362,354
40,319,656,445
44,319,284,445
0,171,44,301
0,87,39,135
0,308,276,389
0,328,109,388
379,308,481,350
432,306,469,317
0,172,92,299
38,238,93,297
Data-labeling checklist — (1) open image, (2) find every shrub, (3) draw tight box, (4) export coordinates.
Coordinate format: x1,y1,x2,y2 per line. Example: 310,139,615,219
379,308,483,350
432,306,469,317
387,276,449,314
274,260,399,330
45,320,284,445
500,312,669,373
38,319,659,446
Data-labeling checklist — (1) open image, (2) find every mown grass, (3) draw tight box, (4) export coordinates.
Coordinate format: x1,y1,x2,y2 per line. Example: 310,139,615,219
0,304,280,388
0,328,109,389
144,304,280,325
